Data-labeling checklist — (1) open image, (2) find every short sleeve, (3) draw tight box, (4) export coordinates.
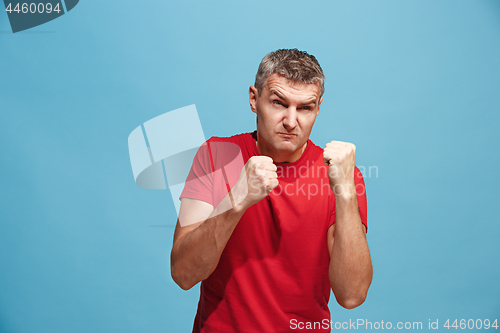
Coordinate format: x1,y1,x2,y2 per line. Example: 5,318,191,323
179,141,214,206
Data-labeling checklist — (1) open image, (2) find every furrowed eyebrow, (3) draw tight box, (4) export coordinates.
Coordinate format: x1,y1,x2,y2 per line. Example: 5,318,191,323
302,99,317,105
271,91,286,100
271,90,317,106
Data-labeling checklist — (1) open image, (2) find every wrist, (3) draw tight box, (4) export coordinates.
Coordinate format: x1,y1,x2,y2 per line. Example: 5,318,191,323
330,181,356,198
233,200,250,215
335,192,357,203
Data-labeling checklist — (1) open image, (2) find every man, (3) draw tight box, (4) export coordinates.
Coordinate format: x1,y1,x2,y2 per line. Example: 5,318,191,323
170,49,372,332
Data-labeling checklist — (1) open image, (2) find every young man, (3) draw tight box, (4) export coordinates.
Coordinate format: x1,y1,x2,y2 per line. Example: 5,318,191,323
170,49,372,332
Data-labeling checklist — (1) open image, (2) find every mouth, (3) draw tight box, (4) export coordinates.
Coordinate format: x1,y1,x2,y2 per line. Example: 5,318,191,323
277,132,297,139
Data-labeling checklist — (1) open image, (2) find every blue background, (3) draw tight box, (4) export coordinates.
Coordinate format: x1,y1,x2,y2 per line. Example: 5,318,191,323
1,1,499,332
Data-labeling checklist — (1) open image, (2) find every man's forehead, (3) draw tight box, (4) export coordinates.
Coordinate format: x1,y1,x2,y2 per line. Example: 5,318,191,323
263,73,321,99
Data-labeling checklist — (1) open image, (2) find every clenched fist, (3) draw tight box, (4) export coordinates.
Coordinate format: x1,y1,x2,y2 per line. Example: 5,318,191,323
231,156,279,209
323,141,357,195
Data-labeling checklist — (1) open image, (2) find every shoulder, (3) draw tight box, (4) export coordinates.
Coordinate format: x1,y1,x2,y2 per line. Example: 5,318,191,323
208,132,253,144
203,132,256,164
206,132,256,153
307,139,323,153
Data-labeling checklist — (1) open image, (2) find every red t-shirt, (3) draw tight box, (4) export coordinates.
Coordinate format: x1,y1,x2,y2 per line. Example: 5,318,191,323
180,132,368,333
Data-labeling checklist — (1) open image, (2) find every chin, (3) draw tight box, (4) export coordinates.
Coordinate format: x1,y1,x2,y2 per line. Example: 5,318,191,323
275,141,300,152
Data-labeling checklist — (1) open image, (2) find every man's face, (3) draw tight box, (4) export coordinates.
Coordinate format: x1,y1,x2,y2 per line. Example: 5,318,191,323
249,73,323,163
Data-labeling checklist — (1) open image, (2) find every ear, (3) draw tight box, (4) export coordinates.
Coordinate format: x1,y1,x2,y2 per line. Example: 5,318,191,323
249,86,258,114
316,97,323,116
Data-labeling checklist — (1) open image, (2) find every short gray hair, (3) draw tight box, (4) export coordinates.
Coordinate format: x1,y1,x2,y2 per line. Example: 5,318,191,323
254,49,325,97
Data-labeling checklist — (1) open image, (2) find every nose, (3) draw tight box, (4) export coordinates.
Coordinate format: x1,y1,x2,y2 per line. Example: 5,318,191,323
282,107,298,131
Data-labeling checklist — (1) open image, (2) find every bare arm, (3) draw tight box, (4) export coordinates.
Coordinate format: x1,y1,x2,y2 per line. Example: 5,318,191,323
170,197,246,290
324,141,373,309
170,156,278,290
327,194,372,309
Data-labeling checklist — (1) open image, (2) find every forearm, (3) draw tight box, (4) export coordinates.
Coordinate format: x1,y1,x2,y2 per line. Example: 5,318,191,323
171,194,247,290
329,190,373,309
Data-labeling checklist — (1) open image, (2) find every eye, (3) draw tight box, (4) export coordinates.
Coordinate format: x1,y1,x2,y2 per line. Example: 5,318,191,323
273,100,285,107
299,106,312,111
